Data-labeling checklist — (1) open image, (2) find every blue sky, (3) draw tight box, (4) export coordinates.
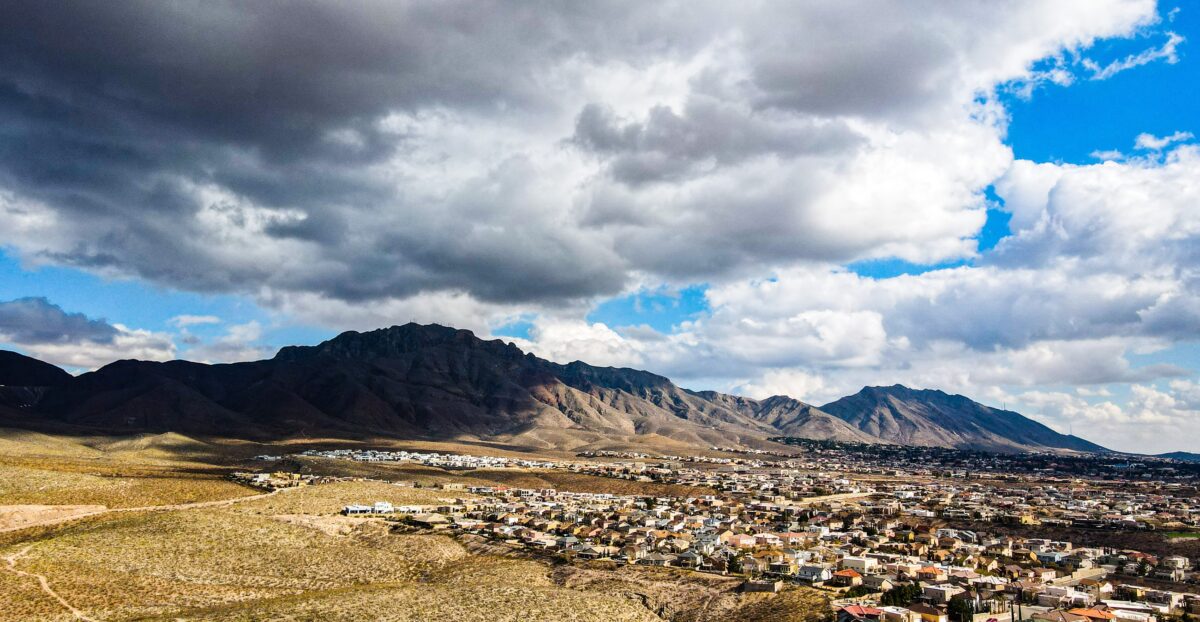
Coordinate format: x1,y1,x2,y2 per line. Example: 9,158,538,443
1,1,1198,452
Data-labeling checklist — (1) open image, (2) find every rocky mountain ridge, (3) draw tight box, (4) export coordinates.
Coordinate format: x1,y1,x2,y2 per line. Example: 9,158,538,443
0,323,1106,453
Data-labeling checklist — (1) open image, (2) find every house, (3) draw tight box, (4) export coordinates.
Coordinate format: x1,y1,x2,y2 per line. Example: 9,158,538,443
879,606,919,622
843,555,881,574
839,606,885,622
918,566,948,582
908,603,948,622
727,534,758,549
1066,609,1117,622
640,552,677,567
1032,612,1090,622
1152,566,1185,582
863,574,896,592
923,584,965,604
832,569,864,587
1037,586,1094,608
1161,556,1190,570
410,513,450,529
1032,567,1058,582
798,564,834,584
1078,579,1114,598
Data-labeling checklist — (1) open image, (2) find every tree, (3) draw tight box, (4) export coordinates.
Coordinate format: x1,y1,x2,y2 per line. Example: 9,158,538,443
845,586,877,599
1136,558,1150,577
949,598,976,622
881,584,923,607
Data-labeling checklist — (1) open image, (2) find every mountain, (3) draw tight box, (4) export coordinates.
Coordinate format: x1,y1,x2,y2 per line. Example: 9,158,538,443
0,323,1106,453
0,350,73,417
819,385,1107,453
1156,451,1200,463
0,324,778,451
0,350,72,387
730,395,881,443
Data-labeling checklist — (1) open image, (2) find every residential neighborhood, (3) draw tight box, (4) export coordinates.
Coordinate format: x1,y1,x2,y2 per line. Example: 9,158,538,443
276,443,1200,622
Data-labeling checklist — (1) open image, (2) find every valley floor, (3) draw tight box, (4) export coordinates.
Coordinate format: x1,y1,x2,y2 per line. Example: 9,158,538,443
0,429,830,622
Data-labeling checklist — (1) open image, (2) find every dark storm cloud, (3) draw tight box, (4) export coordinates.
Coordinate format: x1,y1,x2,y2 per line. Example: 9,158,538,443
0,0,1155,311
0,0,699,305
573,100,863,186
0,297,118,344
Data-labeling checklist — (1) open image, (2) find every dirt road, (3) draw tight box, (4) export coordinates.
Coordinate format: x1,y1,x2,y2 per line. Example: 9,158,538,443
0,486,290,535
0,486,295,621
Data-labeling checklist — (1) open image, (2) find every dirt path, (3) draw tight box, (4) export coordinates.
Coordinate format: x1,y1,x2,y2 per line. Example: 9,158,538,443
0,505,109,534
3,544,99,622
0,486,296,621
115,485,290,513
0,486,292,535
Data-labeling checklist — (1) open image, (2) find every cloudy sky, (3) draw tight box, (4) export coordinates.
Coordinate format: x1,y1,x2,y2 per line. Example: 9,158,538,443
1,1,1198,452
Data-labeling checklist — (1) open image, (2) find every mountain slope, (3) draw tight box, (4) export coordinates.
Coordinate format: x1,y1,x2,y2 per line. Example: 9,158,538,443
819,385,1106,452
1156,451,1200,462
722,394,881,443
0,324,777,450
0,324,1107,453
0,350,72,387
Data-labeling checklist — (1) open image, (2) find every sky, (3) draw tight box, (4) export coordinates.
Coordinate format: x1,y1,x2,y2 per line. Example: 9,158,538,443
1,0,1198,453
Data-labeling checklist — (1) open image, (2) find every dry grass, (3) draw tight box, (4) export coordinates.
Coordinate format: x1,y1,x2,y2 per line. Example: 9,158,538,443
547,555,832,622
0,429,258,510
0,434,827,621
144,556,661,621
0,463,256,509
0,506,465,620
732,586,833,622
464,469,718,497
283,455,716,497
0,480,665,621
227,480,474,516
0,566,75,622
0,505,106,532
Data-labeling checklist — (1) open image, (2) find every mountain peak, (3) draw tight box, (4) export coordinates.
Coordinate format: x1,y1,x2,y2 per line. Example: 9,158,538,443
0,323,1108,453
822,385,1106,453
0,350,72,386
274,322,524,362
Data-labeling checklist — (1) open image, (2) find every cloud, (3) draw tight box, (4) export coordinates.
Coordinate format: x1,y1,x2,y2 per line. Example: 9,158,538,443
1134,130,1194,150
181,321,271,364
510,141,1200,449
1090,149,1124,161
1015,381,1200,450
169,315,221,328
5,1,1196,452
0,0,1158,311
1084,31,1184,80
0,297,117,344
734,369,828,403
0,297,173,368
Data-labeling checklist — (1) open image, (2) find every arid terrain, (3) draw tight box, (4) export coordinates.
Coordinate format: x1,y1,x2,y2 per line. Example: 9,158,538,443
0,428,830,621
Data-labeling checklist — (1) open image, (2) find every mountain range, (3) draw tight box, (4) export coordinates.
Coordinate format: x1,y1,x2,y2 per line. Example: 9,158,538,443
0,323,1106,453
